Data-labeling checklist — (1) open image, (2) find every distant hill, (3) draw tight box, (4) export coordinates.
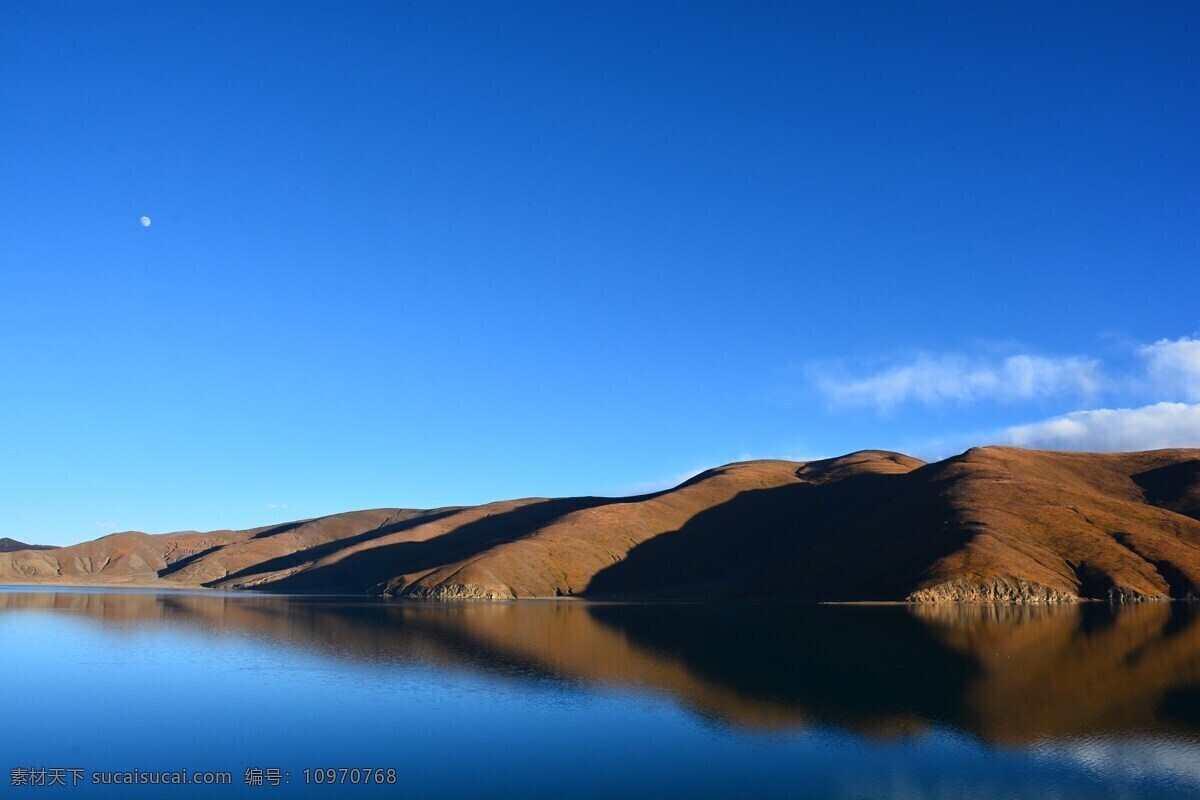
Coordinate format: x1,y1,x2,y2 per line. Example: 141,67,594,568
0,538,58,553
2,447,1198,602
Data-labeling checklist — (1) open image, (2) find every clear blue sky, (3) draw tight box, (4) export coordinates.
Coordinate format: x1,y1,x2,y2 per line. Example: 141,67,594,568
2,2,1197,545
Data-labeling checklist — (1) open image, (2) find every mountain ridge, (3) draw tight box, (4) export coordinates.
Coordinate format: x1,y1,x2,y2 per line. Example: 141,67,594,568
0,537,58,553
2,447,1198,603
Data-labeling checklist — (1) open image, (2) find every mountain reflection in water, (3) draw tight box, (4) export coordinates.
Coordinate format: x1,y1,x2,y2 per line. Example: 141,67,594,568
3,591,1198,745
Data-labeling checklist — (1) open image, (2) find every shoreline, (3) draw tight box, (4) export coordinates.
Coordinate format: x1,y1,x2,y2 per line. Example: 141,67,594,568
2,582,1196,605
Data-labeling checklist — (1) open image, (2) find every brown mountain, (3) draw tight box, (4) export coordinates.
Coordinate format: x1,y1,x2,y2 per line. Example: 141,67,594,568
2,447,1198,602
0,538,58,553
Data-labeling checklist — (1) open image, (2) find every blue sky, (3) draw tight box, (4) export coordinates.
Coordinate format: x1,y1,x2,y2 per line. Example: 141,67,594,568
2,1,1197,545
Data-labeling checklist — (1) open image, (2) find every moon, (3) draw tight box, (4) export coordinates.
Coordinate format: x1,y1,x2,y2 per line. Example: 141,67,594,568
139,216,151,228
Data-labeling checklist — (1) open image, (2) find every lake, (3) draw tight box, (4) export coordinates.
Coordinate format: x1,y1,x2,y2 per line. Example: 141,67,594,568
2,589,1199,799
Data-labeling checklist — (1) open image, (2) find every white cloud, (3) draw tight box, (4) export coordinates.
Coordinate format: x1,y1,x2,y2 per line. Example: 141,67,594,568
834,334,1200,456
1139,336,1200,400
812,353,1101,412
1003,402,1200,452
265,503,289,509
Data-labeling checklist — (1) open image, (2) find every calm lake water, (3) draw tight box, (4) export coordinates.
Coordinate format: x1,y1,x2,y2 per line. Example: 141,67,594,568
3,589,1200,799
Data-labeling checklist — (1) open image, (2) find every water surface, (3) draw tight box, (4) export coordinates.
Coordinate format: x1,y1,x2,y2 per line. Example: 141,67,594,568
2,589,1199,798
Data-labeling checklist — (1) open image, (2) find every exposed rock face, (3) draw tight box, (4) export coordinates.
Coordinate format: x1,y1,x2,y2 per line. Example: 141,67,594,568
1105,587,1166,603
398,583,516,601
907,579,1078,604
2,447,1199,603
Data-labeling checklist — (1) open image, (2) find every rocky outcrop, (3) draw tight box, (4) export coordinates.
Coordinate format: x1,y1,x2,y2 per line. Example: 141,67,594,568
1105,587,1168,603
907,578,1079,604
398,583,516,601
906,579,1175,605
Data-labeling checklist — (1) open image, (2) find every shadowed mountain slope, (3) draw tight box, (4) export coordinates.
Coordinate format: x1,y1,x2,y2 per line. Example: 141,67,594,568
2,447,1199,602
0,538,58,553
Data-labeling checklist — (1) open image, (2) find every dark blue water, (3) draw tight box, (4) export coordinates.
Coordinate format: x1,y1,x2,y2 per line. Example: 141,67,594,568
3,589,1199,799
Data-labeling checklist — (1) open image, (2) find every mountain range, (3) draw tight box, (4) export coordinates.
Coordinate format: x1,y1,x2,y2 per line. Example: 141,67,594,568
0,538,58,553
2,446,1198,603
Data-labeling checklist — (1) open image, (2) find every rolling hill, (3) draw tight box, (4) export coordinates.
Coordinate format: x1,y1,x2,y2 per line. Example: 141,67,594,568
2,447,1198,602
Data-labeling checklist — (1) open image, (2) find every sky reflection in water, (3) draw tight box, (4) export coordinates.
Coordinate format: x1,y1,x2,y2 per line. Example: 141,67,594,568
2,589,1199,799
